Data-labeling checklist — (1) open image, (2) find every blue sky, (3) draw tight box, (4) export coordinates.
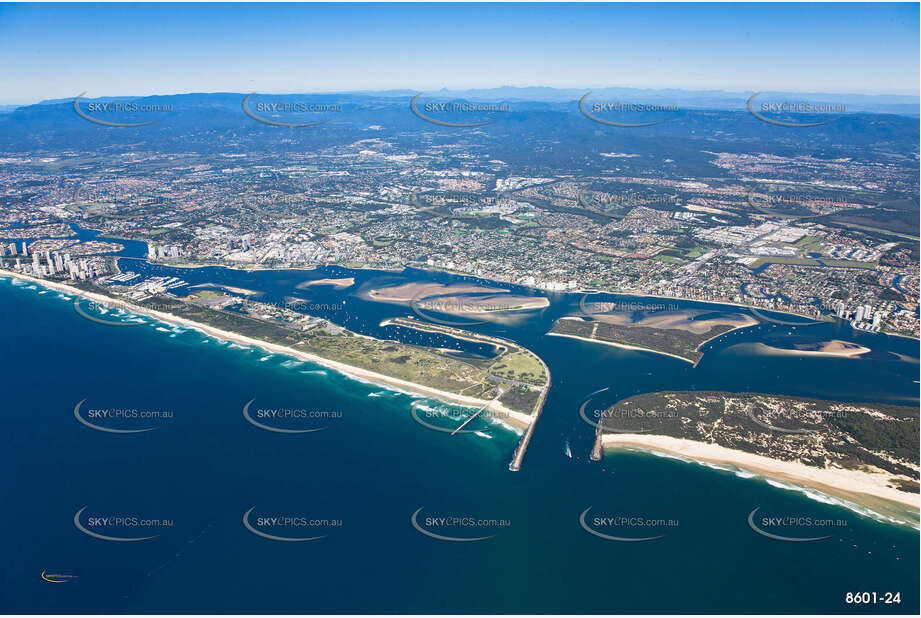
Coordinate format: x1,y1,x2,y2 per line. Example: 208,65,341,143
0,2,918,104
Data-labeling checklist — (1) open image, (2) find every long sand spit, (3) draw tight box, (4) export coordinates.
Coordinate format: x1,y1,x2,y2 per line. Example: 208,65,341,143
2,270,534,433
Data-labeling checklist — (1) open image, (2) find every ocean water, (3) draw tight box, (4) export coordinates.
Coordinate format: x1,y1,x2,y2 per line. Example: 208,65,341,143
0,272,918,614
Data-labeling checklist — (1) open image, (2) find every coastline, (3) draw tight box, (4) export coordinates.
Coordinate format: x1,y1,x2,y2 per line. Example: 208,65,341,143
1,269,534,434
599,433,920,523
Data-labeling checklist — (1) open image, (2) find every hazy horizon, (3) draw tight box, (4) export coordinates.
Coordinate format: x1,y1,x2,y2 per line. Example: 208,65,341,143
11,85,921,110
1,2,918,105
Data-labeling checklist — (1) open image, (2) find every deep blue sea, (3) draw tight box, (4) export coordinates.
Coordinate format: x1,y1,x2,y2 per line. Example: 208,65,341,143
0,232,918,613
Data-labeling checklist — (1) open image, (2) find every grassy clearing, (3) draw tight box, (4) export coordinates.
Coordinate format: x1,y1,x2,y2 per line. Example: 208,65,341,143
819,259,876,269
794,235,825,254
747,256,820,269
488,351,546,386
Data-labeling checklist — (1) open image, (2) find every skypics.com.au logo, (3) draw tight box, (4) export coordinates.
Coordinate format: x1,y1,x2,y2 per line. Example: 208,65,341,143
409,400,513,435
73,298,177,327
73,93,173,127
579,507,677,542
747,507,846,542
579,92,679,127
410,507,510,542
73,506,173,542
578,387,674,433
242,398,341,434
242,506,341,542
73,398,173,434
242,298,345,313
242,93,343,128
409,291,539,327
578,295,679,318
747,92,845,128
410,93,510,128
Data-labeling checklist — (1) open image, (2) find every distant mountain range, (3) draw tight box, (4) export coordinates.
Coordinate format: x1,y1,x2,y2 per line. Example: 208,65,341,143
2,88,916,158
19,86,920,116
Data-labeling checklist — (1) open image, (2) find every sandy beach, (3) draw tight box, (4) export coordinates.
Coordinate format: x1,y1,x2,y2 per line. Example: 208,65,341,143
2,269,534,433
600,433,920,516
361,281,507,303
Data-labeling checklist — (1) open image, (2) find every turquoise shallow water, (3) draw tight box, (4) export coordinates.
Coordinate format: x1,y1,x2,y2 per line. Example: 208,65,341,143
0,270,918,614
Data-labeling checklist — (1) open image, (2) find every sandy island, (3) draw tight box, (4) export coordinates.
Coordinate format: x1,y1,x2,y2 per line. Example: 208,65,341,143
362,282,549,315
189,283,262,296
601,433,920,519
728,341,871,359
296,277,355,290
417,293,550,315
361,282,506,303
590,309,758,335
2,270,534,434
547,312,760,366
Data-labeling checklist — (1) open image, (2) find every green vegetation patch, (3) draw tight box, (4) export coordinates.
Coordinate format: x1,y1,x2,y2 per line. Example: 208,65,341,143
551,317,732,363
794,235,825,254
819,259,877,269
488,351,546,386
599,390,919,478
747,257,821,269
654,255,685,265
